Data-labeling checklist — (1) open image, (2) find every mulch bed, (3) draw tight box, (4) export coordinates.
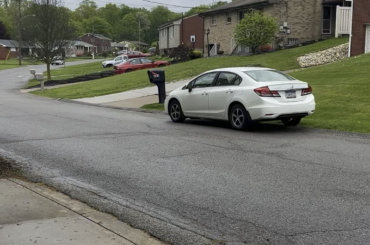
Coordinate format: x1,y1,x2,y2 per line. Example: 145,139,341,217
28,70,115,89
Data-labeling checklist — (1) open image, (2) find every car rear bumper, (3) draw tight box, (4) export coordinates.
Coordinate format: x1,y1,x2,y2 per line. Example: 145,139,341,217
247,96,316,121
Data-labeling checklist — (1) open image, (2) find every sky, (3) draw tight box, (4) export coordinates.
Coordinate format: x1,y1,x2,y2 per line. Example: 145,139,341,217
63,0,232,12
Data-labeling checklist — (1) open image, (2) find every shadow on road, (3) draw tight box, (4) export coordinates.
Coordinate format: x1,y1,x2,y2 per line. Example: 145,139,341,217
182,119,309,134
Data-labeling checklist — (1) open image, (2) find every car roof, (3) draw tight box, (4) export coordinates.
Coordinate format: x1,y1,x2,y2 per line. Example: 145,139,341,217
207,67,273,73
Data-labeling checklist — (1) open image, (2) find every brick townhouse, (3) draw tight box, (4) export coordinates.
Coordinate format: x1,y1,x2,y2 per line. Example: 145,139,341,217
200,0,352,56
350,0,370,56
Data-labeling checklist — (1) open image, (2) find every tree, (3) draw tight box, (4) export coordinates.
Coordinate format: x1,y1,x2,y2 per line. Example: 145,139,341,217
98,3,120,40
82,17,113,39
0,21,10,39
74,0,97,20
234,9,277,54
22,0,76,80
119,13,138,41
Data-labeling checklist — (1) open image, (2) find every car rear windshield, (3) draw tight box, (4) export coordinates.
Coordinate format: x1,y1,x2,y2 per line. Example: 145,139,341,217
244,70,295,82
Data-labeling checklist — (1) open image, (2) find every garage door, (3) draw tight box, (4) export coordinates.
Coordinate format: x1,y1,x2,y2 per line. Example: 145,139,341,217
366,24,370,54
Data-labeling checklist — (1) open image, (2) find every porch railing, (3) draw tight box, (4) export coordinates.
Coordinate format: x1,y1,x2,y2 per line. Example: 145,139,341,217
335,6,352,37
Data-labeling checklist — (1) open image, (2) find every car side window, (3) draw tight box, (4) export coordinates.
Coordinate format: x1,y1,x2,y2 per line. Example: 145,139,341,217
130,59,141,65
193,73,217,89
215,72,242,86
141,59,152,64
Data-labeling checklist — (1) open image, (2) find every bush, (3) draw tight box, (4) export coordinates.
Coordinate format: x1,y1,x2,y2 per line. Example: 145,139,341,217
189,50,202,60
169,44,191,62
142,47,148,53
259,45,272,52
101,52,108,59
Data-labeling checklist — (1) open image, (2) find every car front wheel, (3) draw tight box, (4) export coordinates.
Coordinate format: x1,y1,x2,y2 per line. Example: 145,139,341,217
229,104,251,130
169,100,185,123
281,117,301,126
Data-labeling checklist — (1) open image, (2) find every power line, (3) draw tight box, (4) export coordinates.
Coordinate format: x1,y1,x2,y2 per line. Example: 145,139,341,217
141,0,208,9
62,0,170,8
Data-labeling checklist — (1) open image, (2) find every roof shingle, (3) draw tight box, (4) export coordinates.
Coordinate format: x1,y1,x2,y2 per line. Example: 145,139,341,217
200,0,269,15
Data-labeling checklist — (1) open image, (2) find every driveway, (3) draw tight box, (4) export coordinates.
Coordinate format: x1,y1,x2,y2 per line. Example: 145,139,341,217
1,62,370,245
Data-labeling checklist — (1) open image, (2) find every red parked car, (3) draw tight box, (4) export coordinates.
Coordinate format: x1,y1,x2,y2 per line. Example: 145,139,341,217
113,58,170,75
127,51,151,59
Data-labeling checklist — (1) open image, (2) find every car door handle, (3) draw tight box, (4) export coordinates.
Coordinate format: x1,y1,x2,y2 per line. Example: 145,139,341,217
226,91,234,94
202,92,208,96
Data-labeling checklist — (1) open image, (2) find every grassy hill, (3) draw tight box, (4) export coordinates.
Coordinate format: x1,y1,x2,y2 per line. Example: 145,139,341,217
32,38,348,99
291,54,370,133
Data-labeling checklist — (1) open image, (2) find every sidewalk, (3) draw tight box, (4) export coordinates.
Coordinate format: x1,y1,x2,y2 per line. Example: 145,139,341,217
73,79,191,108
0,178,166,245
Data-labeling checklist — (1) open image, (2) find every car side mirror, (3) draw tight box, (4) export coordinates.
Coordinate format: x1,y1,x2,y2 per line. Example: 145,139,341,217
188,82,193,92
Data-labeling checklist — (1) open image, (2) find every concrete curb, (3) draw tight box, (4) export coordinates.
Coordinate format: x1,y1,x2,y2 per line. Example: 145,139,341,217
7,178,167,245
57,98,167,115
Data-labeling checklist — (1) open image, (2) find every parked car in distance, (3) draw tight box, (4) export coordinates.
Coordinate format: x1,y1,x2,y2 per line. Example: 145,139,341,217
113,58,169,75
165,67,315,130
102,55,129,68
127,51,151,59
149,47,156,55
51,56,65,65
117,50,127,55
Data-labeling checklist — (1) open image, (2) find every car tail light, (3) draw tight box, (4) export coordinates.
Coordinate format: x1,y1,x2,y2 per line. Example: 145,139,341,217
301,85,312,96
254,86,280,97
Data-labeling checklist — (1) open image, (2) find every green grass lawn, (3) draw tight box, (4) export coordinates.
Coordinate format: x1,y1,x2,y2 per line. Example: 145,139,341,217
141,103,165,111
291,54,370,134
31,38,348,99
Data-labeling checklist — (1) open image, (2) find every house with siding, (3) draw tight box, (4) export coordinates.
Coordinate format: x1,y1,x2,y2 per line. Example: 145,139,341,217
200,0,352,56
158,15,204,55
349,0,370,56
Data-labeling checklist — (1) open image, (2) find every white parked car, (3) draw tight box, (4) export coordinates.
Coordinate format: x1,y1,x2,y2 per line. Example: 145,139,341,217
51,57,65,65
165,67,315,130
102,55,128,68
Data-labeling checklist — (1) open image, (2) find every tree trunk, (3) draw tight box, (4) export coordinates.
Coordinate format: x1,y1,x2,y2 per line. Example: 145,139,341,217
46,59,51,80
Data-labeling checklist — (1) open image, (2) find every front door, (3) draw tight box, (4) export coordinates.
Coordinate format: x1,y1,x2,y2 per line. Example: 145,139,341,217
322,6,332,34
208,72,242,118
366,25,370,54
181,72,217,117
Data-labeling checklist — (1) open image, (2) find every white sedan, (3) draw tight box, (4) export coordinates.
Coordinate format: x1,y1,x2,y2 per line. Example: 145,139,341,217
164,67,315,130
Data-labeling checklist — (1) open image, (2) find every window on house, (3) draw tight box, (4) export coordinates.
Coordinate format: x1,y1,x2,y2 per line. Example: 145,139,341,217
169,26,174,38
211,15,216,25
226,13,231,23
288,38,298,45
239,12,245,22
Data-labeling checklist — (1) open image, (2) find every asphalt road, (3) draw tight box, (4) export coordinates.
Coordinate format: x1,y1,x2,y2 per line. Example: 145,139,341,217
1,62,370,245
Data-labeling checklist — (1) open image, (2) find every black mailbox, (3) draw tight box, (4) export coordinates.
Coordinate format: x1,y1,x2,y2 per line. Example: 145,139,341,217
148,69,166,104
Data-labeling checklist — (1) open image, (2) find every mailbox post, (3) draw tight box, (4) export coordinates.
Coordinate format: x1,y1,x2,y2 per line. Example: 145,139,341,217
30,69,36,79
35,73,44,91
147,69,166,104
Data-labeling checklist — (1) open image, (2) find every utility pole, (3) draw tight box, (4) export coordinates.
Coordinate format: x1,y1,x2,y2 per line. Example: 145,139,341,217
139,19,141,51
18,0,22,65
92,16,95,59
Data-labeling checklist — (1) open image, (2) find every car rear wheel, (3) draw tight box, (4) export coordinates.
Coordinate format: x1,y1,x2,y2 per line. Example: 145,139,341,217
126,69,133,73
169,100,185,123
281,117,301,126
158,64,165,67
229,104,251,130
